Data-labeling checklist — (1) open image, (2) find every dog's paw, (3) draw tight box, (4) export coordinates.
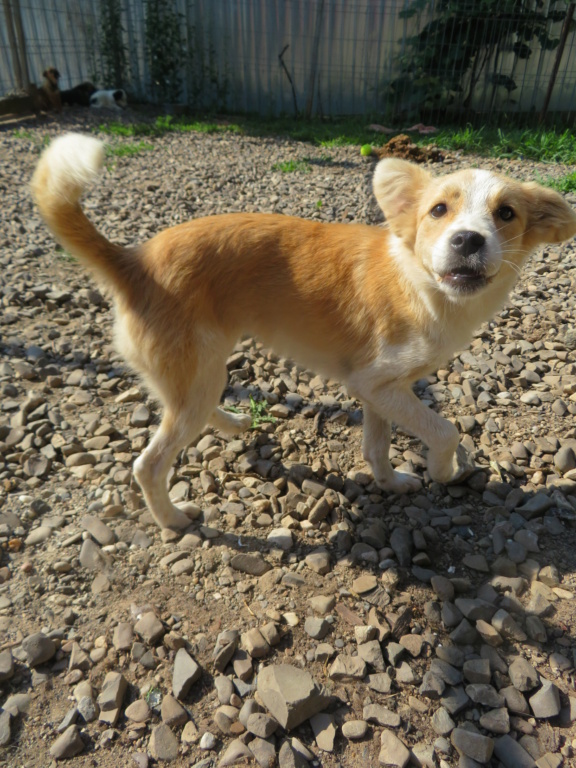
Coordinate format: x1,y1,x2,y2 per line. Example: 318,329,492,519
211,408,252,435
429,444,476,485
231,413,252,433
163,506,196,531
447,444,477,484
377,470,422,495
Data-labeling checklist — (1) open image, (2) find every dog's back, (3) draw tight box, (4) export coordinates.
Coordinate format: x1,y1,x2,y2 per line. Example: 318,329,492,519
61,82,96,107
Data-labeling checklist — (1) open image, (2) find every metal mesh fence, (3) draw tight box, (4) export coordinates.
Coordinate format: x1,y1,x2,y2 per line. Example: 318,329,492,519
1,0,575,123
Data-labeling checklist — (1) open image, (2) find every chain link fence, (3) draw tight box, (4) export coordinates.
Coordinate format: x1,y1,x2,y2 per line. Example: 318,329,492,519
1,0,575,124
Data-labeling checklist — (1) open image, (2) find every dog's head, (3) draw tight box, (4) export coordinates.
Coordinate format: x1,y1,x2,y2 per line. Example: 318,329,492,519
113,89,127,108
43,67,61,86
373,158,576,302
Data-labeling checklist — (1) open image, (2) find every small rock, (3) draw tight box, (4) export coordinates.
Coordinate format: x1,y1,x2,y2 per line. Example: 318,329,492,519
0,710,11,747
199,732,217,750
161,694,188,727
77,696,99,723
342,720,369,739
149,723,179,762
97,671,127,712
529,680,561,719
22,632,56,667
363,704,401,727
0,650,14,682
493,734,537,768
246,712,278,738
465,683,505,708
49,725,85,759
451,727,494,763
310,712,337,751
230,553,271,576
352,574,378,593
463,659,491,684
125,700,151,723
329,654,367,681
379,729,411,767
479,707,510,734
172,648,201,699
509,657,540,692
431,707,455,736
135,610,166,644
257,664,331,730
304,617,331,641
242,627,270,658
218,738,253,766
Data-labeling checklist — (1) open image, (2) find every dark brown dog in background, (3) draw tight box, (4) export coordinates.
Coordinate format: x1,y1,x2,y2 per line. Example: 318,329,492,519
61,81,97,107
39,67,62,111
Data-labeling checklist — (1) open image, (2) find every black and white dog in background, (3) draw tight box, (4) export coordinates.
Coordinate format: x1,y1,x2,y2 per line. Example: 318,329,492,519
90,89,127,110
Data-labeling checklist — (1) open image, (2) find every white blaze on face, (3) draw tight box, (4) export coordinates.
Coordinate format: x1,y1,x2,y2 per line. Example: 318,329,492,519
430,170,504,280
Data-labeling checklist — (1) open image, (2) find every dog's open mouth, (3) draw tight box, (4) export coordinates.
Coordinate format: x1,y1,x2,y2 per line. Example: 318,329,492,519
439,266,487,293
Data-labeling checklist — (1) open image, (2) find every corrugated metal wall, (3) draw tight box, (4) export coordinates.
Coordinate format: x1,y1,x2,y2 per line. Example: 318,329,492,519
1,0,575,119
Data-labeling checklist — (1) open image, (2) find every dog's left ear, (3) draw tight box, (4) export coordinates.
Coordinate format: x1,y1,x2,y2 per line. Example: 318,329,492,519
523,182,576,244
373,158,431,246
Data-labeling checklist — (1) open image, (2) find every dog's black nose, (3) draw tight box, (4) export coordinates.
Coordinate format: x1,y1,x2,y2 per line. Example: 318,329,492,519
450,231,485,258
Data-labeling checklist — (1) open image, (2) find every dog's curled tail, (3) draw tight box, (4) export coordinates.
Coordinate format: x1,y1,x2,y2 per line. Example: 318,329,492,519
31,132,133,293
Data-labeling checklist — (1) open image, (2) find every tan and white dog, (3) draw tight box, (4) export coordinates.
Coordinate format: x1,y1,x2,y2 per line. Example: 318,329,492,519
32,133,576,530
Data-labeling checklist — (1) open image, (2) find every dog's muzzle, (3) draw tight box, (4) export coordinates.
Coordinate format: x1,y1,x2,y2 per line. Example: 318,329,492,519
439,230,488,293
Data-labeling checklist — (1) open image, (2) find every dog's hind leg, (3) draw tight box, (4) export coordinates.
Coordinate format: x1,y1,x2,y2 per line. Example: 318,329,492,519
362,405,422,494
133,408,205,530
133,361,231,530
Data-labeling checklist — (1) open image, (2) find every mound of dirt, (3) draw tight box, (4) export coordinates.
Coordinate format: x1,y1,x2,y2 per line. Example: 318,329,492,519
374,133,444,163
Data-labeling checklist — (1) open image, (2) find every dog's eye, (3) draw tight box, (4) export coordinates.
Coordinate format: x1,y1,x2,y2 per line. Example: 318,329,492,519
498,206,514,222
430,203,447,218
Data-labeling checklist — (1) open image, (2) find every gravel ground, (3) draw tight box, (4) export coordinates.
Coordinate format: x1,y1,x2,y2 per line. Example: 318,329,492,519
1,111,576,768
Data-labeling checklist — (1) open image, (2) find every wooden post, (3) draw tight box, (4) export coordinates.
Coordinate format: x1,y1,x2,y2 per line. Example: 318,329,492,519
11,0,31,86
539,2,575,124
2,0,24,88
304,0,324,119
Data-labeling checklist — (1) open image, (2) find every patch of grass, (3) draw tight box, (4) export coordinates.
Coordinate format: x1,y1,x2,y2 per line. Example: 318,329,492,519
12,130,50,151
249,395,276,428
106,141,155,157
98,114,243,139
538,171,576,194
427,126,576,164
96,113,576,164
13,128,34,139
272,159,311,173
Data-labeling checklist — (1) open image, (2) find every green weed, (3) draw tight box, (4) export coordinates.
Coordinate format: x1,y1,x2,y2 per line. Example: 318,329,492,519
144,686,162,706
106,141,155,157
249,395,276,428
272,159,311,173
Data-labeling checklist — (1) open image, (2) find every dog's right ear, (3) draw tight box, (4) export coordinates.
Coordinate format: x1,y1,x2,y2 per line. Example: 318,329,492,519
373,159,431,244
42,69,48,78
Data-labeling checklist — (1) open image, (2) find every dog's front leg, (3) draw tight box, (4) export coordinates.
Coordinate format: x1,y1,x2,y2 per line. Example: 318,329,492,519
362,405,422,493
361,384,474,488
